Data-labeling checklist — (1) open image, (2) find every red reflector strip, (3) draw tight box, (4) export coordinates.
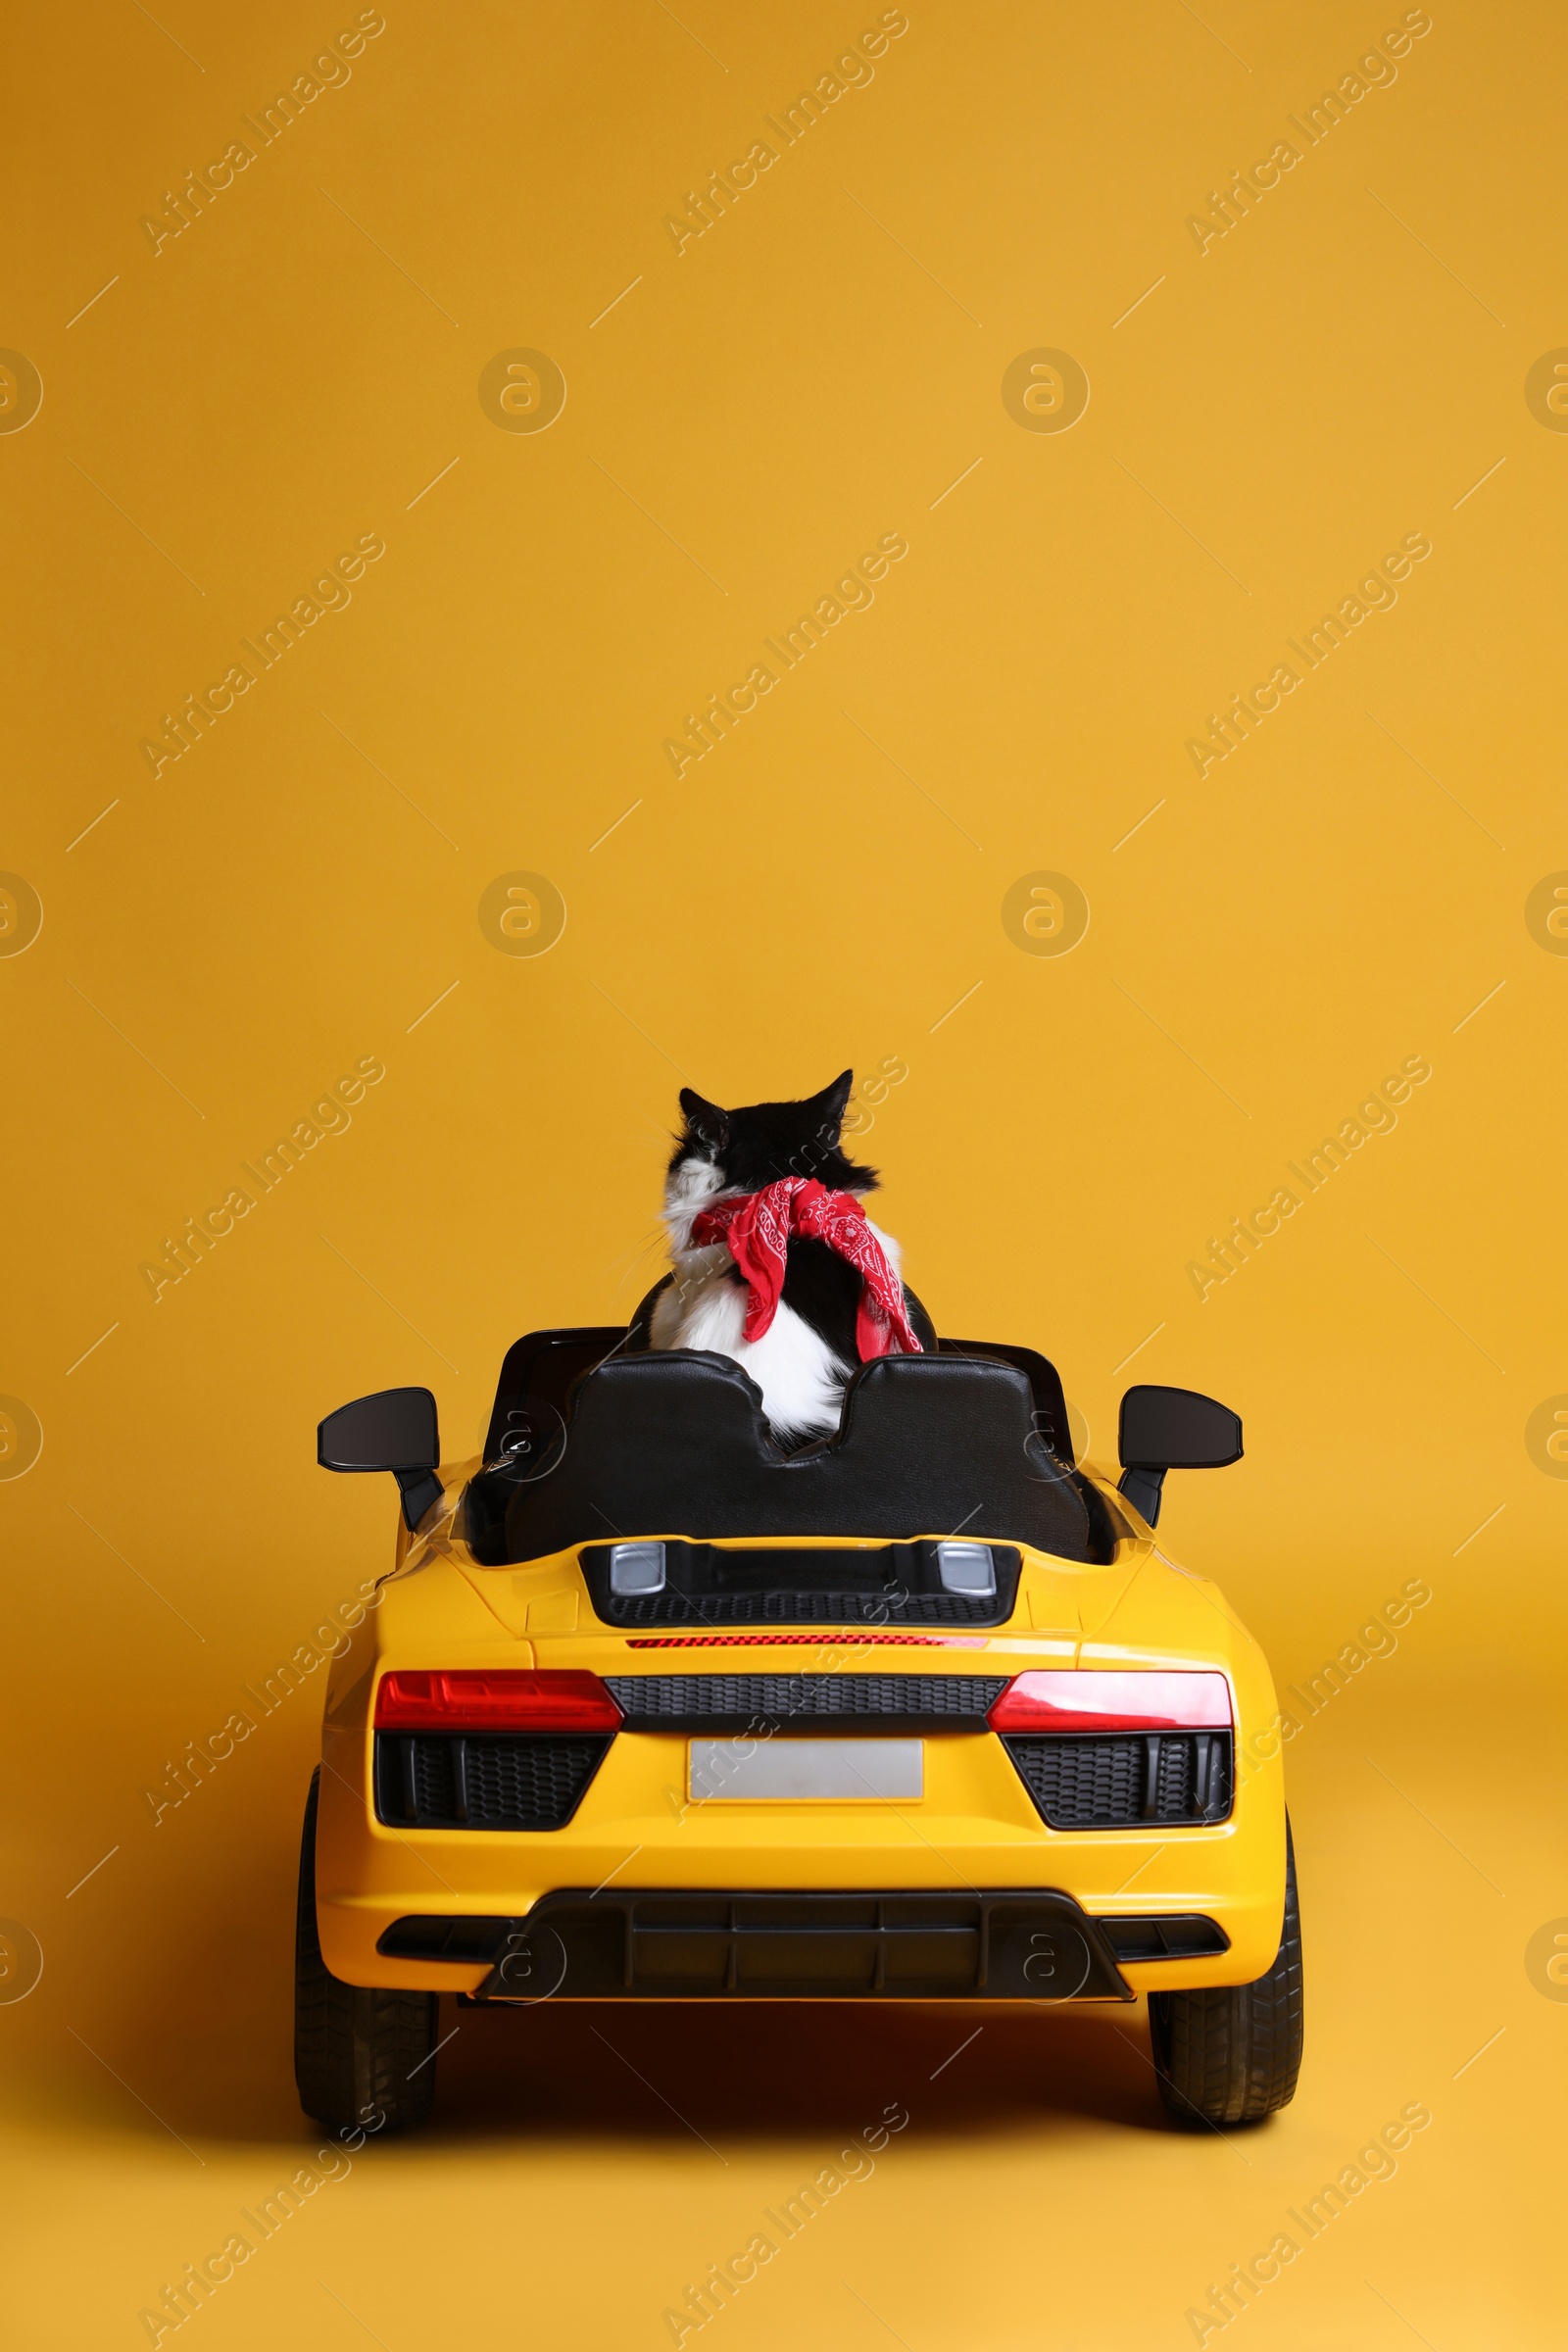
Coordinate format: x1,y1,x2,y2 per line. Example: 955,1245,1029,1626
374,1670,621,1733
623,1633,989,1648
987,1670,1232,1734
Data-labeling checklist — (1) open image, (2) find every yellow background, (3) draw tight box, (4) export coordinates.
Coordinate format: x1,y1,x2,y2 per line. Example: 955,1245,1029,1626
3,0,1561,2342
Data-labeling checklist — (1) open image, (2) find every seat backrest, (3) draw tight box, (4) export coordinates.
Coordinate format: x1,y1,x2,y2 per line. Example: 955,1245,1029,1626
482,1327,628,1463
478,1348,1092,1563
937,1338,1073,1462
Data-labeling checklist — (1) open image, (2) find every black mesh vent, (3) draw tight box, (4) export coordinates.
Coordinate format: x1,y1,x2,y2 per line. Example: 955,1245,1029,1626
375,1735,612,1831
604,1673,1008,1731
1156,1735,1200,1817
411,1738,457,1822
1004,1733,1233,1829
597,1589,1005,1628
463,1739,604,1827
1011,1736,1145,1825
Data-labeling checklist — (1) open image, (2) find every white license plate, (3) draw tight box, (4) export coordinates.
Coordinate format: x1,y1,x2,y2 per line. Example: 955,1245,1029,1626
688,1738,923,1802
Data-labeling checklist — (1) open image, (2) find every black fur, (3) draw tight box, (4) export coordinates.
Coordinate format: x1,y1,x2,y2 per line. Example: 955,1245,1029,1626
671,1071,877,1197
778,1237,869,1371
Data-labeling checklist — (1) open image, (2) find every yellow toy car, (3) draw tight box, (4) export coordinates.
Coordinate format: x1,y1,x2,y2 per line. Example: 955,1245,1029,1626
297,1303,1301,2134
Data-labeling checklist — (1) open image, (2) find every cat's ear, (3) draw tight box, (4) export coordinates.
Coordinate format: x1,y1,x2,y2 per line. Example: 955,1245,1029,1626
678,1087,729,1152
808,1069,855,1139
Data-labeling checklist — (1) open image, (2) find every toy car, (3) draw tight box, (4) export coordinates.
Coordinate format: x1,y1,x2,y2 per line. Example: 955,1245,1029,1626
296,1293,1302,2133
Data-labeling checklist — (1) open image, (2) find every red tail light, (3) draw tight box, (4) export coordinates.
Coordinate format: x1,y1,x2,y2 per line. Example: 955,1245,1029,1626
374,1670,622,1734
987,1670,1232,1734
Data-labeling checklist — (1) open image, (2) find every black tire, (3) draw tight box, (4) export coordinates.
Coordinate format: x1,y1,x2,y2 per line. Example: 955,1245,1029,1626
294,1770,438,2134
1149,1819,1303,2129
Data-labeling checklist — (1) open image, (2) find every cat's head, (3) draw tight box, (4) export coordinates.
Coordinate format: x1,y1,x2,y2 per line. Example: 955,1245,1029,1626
665,1071,877,1219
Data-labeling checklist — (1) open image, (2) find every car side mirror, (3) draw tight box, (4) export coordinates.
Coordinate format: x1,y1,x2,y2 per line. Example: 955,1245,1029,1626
1116,1384,1242,1530
318,1387,443,1531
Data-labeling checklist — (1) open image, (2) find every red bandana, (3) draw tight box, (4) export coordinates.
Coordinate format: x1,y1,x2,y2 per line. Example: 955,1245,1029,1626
690,1178,922,1361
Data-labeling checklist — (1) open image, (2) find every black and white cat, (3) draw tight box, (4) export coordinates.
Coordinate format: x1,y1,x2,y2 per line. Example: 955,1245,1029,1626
648,1071,934,1443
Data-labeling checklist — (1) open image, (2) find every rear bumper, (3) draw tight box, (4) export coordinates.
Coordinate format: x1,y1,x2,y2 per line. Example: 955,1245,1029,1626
372,1887,1230,2003
317,1718,1288,1996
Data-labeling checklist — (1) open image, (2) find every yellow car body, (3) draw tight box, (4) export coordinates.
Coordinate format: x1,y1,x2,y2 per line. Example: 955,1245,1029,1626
314,1480,1287,2002
299,1331,1300,2133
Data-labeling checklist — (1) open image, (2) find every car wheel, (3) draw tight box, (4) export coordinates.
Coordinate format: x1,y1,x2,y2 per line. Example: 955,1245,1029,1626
1148,1818,1303,2129
293,1769,438,2134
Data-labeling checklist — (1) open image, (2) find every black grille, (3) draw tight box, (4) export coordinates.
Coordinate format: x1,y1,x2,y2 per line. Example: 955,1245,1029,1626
410,1737,457,1821
375,1735,612,1830
1004,1733,1233,1829
604,1673,1008,1732
599,1590,1005,1627
580,1541,1021,1630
